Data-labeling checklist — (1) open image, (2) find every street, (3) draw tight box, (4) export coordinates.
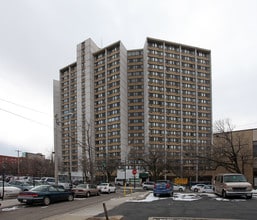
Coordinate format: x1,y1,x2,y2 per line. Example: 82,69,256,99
0,190,121,220
1,190,257,220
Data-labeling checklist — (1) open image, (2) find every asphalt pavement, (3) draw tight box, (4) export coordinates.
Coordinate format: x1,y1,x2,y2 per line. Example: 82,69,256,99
0,190,151,220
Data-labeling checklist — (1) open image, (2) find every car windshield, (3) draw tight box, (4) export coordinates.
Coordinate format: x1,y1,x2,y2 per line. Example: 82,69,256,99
224,175,247,183
99,183,108,186
77,184,88,188
31,185,49,192
0,181,10,186
22,182,32,186
157,180,168,184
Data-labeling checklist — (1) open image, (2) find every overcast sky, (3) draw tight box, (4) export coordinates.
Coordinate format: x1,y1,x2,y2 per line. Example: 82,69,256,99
0,0,257,158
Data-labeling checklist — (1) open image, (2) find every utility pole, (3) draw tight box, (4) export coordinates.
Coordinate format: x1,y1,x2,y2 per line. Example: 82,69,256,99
16,149,21,177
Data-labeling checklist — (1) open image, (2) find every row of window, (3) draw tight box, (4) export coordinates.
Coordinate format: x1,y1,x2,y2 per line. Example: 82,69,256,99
93,103,210,114
128,78,144,83
128,119,144,123
128,50,143,56
128,98,144,103
128,58,143,63
94,68,208,83
128,71,144,77
148,137,208,144
149,70,209,77
148,92,210,101
128,85,143,90
128,65,143,70
128,92,143,97
148,49,210,60
148,42,209,58
128,126,144,130
149,77,210,85
128,112,144,117
96,152,120,158
149,64,209,71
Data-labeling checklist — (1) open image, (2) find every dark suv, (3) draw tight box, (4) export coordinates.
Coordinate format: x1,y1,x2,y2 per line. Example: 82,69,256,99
153,180,173,197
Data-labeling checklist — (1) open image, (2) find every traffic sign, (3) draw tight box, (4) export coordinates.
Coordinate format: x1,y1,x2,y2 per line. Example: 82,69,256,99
132,169,137,175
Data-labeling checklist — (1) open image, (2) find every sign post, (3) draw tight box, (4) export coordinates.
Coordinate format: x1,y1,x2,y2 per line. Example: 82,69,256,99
132,169,137,189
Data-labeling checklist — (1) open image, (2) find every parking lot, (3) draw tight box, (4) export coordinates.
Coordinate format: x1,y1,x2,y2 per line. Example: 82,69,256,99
96,191,257,220
2,189,257,220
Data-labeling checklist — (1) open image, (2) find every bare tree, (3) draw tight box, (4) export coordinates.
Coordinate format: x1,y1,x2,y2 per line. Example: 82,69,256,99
79,121,95,183
136,146,166,181
212,119,253,174
95,157,119,183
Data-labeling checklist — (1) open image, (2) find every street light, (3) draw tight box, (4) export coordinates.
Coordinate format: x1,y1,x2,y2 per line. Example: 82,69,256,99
15,149,21,177
67,112,73,187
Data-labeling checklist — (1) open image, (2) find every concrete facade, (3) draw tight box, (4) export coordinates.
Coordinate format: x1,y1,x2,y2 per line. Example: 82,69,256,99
53,37,212,181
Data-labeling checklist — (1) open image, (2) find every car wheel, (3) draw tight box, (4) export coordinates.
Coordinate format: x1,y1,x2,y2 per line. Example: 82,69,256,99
246,195,252,199
153,193,157,197
194,188,198,192
86,192,90,198
97,191,100,196
43,197,51,206
114,189,116,193
179,188,183,192
108,189,111,194
143,187,147,190
68,194,74,201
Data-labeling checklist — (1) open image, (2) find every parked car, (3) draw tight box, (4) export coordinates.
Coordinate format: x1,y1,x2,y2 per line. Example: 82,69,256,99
153,180,173,197
173,184,186,192
213,173,252,199
97,183,116,193
8,180,34,191
72,184,100,197
17,185,74,206
142,181,155,190
41,177,56,185
198,185,214,193
0,181,21,198
190,184,206,192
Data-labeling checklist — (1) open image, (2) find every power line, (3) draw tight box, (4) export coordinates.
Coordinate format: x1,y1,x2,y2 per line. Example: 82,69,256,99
0,107,51,127
0,97,49,115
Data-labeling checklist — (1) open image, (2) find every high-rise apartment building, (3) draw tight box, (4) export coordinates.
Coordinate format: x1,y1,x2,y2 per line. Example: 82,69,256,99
53,37,212,182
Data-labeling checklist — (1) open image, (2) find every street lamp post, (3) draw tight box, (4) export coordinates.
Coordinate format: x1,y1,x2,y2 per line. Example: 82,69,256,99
16,149,21,177
67,113,73,187
68,113,73,188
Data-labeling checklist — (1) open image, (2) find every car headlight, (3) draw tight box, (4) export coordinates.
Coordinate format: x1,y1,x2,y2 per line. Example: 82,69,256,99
224,185,232,191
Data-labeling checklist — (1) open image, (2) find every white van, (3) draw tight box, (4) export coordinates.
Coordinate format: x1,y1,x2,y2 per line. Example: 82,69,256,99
114,178,129,186
213,173,252,199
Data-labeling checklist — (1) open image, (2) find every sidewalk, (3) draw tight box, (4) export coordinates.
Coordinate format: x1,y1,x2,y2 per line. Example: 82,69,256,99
0,198,20,209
